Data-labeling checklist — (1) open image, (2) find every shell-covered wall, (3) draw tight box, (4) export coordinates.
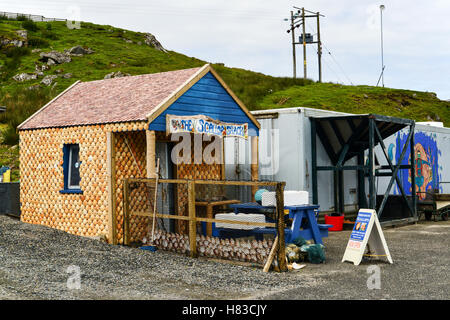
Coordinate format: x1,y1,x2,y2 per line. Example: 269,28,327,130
113,130,149,244
19,121,147,242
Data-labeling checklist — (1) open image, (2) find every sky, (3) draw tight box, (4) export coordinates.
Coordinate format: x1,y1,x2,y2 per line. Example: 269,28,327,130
2,0,450,100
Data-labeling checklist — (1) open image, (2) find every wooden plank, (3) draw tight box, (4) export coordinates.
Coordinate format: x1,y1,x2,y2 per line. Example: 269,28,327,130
131,211,191,220
130,211,276,227
146,130,156,178
106,131,117,244
263,236,279,272
127,177,285,187
196,217,276,227
206,204,213,237
188,181,197,258
251,136,259,199
276,183,287,272
123,178,130,245
195,199,240,206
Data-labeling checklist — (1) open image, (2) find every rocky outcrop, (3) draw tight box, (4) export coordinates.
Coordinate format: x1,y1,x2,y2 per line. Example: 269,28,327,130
0,30,28,48
40,75,58,86
66,45,94,56
39,51,72,65
104,71,130,79
12,73,38,82
16,30,28,40
143,33,167,53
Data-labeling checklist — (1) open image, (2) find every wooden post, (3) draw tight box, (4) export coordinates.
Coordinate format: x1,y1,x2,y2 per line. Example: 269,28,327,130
263,236,279,272
357,151,367,208
275,182,287,272
146,130,156,178
106,131,117,244
206,204,213,237
188,181,197,257
251,135,259,199
123,178,130,245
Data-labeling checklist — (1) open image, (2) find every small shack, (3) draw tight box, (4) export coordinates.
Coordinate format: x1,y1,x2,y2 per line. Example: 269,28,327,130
18,64,261,244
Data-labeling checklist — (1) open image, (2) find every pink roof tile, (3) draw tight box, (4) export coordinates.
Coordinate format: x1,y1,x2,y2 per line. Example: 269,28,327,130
19,66,204,130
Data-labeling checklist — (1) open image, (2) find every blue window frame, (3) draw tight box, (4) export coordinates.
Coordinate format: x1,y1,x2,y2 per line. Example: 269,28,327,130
60,144,83,194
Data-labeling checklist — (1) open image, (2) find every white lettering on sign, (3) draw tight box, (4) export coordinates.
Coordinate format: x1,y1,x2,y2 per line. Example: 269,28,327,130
166,114,248,139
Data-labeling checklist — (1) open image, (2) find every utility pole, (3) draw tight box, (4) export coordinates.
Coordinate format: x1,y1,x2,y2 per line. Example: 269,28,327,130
286,7,324,82
380,4,385,87
317,11,322,83
290,11,296,79
301,8,307,80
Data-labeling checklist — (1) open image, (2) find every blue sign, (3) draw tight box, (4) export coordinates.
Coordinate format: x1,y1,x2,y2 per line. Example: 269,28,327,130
350,211,372,242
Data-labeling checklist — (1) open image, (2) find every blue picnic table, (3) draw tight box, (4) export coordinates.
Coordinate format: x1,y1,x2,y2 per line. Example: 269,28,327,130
208,202,332,245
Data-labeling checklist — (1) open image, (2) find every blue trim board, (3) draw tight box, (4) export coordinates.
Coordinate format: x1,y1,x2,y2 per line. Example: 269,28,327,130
59,189,83,194
148,72,259,136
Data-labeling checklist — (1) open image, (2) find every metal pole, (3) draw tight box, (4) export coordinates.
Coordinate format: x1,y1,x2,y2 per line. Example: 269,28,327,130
368,119,376,209
410,123,417,218
311,118,318,205
302,8,307,80
380,5,385,87
291,11,297,79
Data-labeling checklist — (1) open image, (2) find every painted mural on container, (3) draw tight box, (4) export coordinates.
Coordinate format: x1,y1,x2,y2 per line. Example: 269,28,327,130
389,132,442,200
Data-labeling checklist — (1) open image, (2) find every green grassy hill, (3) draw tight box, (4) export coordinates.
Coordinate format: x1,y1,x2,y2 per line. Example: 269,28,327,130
1,15,449,181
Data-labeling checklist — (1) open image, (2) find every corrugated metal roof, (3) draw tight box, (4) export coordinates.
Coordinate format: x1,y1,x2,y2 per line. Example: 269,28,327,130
312,114,414,164
18,66,204,130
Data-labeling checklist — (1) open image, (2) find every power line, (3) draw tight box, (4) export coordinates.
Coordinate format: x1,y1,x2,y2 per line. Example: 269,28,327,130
321,54,345,84
303,19,353,86
322,43,354,85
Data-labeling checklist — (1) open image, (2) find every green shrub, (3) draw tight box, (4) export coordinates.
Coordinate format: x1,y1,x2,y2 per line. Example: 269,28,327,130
41,29,58,40
16,15,31,21
4,46,30,58
46,22,52,30
21,20,39,32
0,86,54,145
27,36,49,48
1,123,19,145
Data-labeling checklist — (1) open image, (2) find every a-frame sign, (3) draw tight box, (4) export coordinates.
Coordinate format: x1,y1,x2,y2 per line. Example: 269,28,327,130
342,209,393,265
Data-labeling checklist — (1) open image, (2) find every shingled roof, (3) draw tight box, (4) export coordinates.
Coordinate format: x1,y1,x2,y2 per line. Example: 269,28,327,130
18,66,205,130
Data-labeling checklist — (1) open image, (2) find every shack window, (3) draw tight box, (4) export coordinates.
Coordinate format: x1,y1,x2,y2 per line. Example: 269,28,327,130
68,144,80,189
60,144,82,193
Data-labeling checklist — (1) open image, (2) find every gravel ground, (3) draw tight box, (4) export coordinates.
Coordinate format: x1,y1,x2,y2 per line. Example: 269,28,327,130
0,215,448,300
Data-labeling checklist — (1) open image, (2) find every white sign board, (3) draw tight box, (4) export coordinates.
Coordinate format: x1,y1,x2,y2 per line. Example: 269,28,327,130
342,209,393,266
166,114,248,139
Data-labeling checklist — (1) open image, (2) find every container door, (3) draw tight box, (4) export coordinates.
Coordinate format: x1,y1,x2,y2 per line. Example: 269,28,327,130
224,136,252,202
